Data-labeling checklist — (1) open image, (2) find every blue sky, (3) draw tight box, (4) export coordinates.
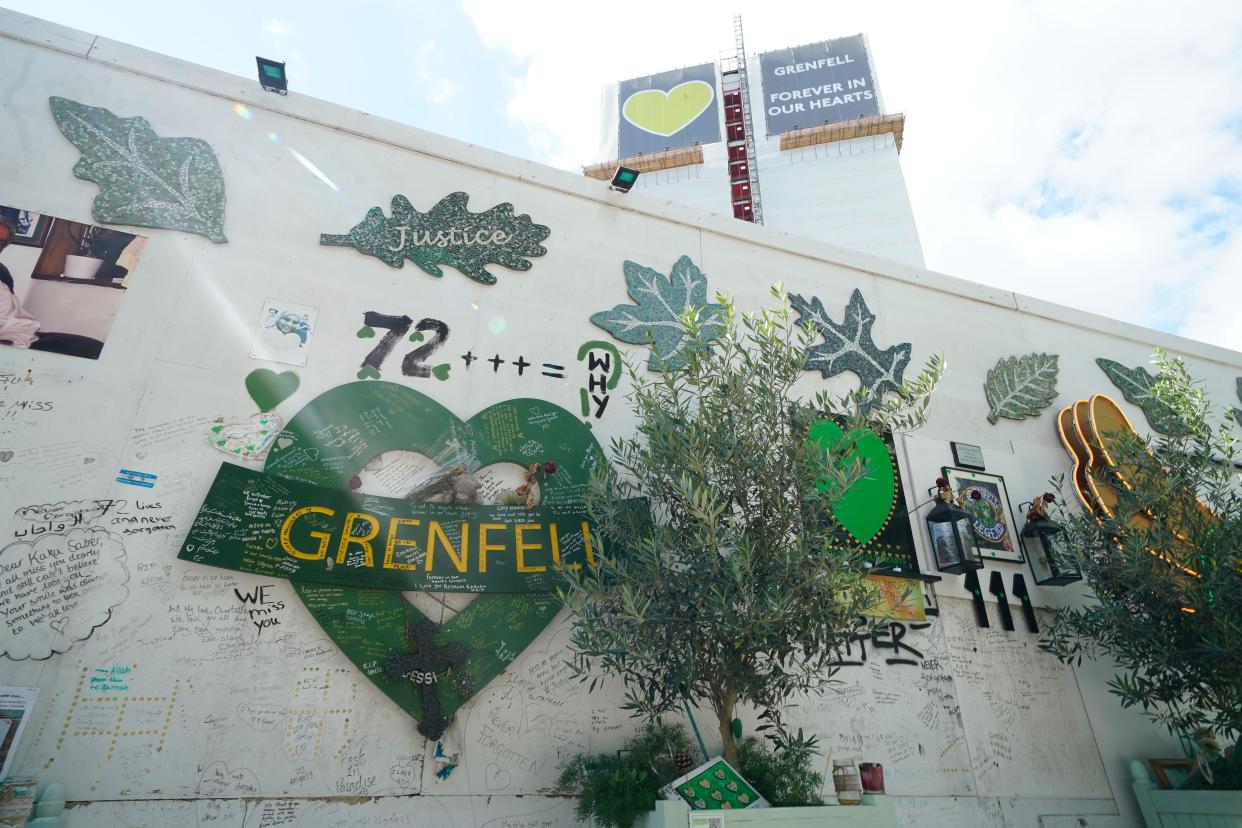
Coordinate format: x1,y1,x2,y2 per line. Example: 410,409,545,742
8,1,540,159
10,1,1242,352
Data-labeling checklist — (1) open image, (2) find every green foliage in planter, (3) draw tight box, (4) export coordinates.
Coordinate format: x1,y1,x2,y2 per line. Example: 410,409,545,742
561,285,944,769
558,720,698,828
1041,351,1242,751
736,734,825,806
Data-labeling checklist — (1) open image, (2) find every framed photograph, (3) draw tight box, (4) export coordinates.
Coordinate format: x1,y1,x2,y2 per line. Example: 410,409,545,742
0,207,52,247
941,467,1024,562
1149,758,1193,790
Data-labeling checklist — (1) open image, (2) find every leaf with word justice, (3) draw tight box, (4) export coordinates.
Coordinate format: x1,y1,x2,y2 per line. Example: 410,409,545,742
790,289,912,404
1095,358,1185,435
49,96,227,242
319,192,550,285
984,353,1059,424
590,256,726,371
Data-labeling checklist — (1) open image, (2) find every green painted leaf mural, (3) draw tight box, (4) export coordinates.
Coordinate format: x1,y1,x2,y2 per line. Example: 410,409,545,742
319,192,550,285
1095,357,1183,435
984,353,1059,424
49,96,227,242
590,255,726,371
789,289,912,405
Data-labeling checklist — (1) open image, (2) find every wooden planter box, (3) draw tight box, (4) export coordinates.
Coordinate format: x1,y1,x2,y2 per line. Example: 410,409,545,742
636,795,896,828
1131,760,1242,827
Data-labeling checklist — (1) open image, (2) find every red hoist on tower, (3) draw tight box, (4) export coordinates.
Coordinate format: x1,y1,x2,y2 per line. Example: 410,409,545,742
720,15,763,224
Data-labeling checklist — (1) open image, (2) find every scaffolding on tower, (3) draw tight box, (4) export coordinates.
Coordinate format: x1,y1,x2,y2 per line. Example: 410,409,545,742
719,15,763,224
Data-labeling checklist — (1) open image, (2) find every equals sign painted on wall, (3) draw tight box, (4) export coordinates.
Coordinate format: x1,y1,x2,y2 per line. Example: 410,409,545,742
116,468,158,488
541,363,565,378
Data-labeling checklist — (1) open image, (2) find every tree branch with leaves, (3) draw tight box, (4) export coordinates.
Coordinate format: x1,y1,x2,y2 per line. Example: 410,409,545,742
560,285,944,769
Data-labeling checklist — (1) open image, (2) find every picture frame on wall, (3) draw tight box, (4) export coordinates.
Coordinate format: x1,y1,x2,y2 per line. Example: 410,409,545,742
0,207,52,247
941,466,1024,563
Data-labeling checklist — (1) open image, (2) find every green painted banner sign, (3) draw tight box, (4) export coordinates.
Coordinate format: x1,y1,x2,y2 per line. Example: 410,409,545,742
178,462,613,592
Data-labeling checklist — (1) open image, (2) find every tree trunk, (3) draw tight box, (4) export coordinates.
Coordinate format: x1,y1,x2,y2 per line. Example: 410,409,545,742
714,690,739,770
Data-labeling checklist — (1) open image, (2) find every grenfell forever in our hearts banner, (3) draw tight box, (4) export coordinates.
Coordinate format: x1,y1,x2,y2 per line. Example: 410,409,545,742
179,462,622,592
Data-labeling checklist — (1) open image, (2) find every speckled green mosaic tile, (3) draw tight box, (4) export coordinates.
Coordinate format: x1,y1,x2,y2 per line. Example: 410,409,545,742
49,96,227,242
319,192,550,285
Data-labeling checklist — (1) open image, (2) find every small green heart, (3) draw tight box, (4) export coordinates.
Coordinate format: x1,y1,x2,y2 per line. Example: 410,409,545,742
807,419,896,546
245,369,300,413
211,425,223,433
409,331,424,342
233,448,242,454
356,365,381,380
216,440,226,447
356,325,375,338
432,363,451,381
246,444,255,451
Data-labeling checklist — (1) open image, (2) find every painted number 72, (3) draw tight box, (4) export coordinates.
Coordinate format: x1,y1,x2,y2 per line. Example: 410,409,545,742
356,311,451,380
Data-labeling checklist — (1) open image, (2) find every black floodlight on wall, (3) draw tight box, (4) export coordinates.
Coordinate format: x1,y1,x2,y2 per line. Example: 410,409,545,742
1020,494,1082,586
925,477,983,575
609,166,639,193
256,57,288,95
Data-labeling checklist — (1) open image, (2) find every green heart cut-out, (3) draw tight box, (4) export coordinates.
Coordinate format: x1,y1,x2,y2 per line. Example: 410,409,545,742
807,419,897,546
356,365,381,380
432,363,451,381
266,381,606,730
245,369,299,413
622,81,715,137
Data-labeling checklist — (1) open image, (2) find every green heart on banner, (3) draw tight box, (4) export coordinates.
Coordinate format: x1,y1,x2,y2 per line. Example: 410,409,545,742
807,419,897,545
264,381,606,731
245,369,299,412
622,81,715,137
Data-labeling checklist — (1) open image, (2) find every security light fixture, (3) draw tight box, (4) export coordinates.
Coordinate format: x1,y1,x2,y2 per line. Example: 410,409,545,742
609,166,639,193
256,57,288,95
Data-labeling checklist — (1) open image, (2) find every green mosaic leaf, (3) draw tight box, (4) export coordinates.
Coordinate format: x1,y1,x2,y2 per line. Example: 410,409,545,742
790,289,912,403
589,255,726,371
49,96,226,242
319,192,550,285
984,352,1059,424
1096,357,1183,435
1234,377,1242,429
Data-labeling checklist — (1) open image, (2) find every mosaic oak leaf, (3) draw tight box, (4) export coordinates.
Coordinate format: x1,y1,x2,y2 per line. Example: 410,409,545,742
48,96,227,242
1234,377,1241,429
319,192,550,285
984,352,1059,424
1095,357,1185,435
790,289,912,404
590,255,726,371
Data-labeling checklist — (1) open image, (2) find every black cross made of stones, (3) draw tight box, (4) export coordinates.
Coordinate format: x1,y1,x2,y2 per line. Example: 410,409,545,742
382,617,470,740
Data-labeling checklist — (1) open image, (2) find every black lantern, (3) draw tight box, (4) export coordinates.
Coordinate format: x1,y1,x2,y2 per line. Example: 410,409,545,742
1020,495,1081,586
925,479,982,574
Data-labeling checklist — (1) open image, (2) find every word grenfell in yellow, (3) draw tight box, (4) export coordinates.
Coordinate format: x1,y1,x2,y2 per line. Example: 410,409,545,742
278,507,602,574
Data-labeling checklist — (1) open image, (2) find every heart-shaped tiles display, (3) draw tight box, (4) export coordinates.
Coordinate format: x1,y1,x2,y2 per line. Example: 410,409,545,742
807,419,897,546
206,412,283,460
245,369,300,412
265,381,605,732
622,81,715,137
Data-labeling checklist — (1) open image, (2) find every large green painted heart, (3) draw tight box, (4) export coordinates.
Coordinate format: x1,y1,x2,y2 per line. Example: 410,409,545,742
622,81,715,137
265,381,605,729
245,368,300,412
807,420,897,545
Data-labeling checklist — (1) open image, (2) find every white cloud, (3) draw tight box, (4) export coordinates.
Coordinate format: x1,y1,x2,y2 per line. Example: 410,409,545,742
460,0,1242,353
417,40,459,106
264,19,292,39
